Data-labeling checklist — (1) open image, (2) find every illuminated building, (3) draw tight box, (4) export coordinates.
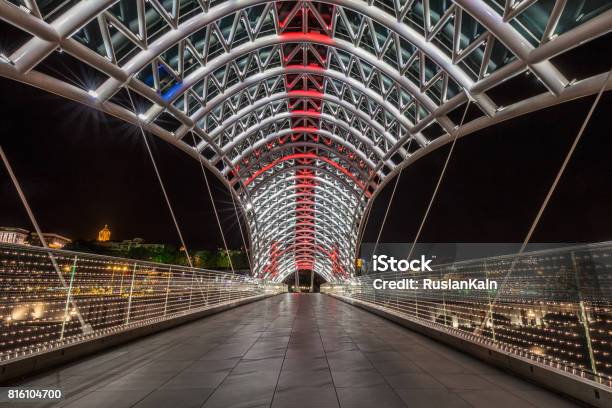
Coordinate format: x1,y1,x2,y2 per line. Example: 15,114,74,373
29,233,72,249
98,225,111,242
102,238,166,252
0,227,29,245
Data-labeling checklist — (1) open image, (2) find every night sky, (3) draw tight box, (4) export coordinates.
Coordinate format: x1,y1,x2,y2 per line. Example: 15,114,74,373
1,78,611,250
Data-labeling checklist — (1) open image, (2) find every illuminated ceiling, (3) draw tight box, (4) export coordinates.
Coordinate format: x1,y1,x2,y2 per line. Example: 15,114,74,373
1,0,610,282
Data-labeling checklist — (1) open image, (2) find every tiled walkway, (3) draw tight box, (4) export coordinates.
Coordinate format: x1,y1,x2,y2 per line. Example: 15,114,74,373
8,294,580,408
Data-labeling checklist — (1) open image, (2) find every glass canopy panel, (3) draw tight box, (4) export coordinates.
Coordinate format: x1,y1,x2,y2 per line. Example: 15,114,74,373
555,1,612,37
37,0,80,21
108,2,139,30
72,20,108,59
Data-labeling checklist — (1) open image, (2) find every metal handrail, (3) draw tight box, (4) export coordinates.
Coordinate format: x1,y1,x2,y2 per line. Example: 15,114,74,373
0,243,287,362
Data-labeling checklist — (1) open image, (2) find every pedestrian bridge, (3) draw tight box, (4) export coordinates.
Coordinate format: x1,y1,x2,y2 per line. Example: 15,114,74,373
0,0,611,406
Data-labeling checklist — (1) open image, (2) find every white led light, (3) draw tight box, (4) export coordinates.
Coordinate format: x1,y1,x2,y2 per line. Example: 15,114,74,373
138,113,148,121
246,203,253,210
88,90,98,98
0,53,13,65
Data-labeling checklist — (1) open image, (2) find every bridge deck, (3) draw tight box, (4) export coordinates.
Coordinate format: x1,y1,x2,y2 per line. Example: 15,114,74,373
9,294,578,408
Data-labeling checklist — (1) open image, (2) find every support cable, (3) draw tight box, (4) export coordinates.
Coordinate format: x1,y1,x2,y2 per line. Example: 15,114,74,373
407,97,473,261
125,87,193,268
355,204,373,261
518,67,612,256
481,66,612,326
228,182,253,272
190,133,235,274
371,138,414,269
370,172,401,271
0,146,89,332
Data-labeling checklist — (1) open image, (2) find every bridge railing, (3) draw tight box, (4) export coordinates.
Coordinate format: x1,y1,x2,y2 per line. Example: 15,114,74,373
0,243,286,362
322,242,612,387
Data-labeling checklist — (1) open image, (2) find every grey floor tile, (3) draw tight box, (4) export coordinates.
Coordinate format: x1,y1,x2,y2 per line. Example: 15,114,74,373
434,374,498,390
327,350,367,360
134,360,194,373
63,389,152,408
133,387,214,408
412,359,470,374
277,367,334,388
324,343,359,352
457,390,538,408
57,360,135,376
355,342,388,352
480,374,541,391
371,359,424,375
155,349,208,361
395,389,472,408
328,359,374,371
271,386,339,408
260,329,293,337
282,357,329,371
285,348,325,359
383,373,445,389
161,371,228,389
202,383,275,408
243,347,287,359
184,359,239,372
515,390,582,408
199,350,247,361
327,353,374,372
232,357,284,374
99,372,175,391
363,351,406,362
222,371,280,388
336,386,406,408
331,370,387,387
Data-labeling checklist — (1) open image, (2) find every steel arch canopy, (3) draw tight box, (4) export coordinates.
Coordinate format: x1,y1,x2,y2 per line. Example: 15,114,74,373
1,0,611,283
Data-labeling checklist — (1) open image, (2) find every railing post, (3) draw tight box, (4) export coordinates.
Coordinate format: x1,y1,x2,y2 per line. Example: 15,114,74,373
484,260,496,341
163,267,172,317
119,270,125,295
59,255,78,342
125,263,137,325
188,269,194,310
571,251,599,380
440,267,448,326
204,273,210,306
194,273,207,306
395,288,399,312
221,275,229,303
413,270,419,318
